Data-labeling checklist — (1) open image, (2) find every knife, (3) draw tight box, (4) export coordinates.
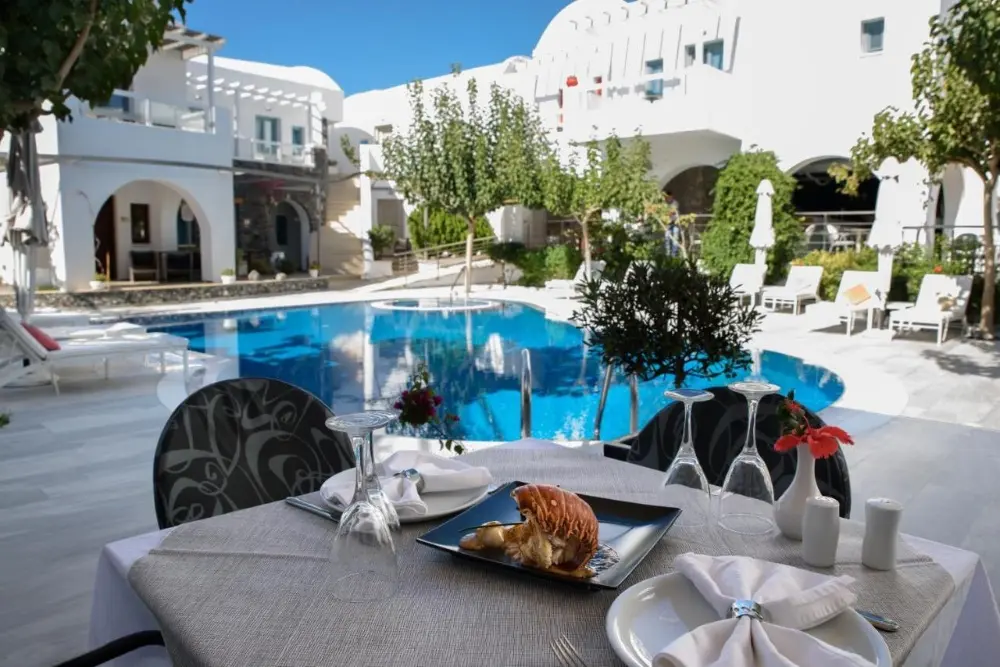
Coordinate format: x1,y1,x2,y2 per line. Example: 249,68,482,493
856,609,899,633
285,497,341,523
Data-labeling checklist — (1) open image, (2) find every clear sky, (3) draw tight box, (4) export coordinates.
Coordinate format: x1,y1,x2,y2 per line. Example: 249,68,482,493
184,0,570,94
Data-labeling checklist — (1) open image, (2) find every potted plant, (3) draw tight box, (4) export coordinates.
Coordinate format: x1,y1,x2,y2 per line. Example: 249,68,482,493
89,273,109,291
366,224,396,279
572,251,763,438
309,261,321,278
220,268,237,285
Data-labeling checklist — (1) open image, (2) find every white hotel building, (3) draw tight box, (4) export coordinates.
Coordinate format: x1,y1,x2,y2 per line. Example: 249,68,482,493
1,0,989,293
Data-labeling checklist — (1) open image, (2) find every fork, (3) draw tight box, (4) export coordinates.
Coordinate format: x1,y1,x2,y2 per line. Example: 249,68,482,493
550,635,588,667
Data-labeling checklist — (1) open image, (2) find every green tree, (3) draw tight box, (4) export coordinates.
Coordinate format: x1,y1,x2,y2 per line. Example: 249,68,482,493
541,135,658,280
406,207,492,249
830,0,1000,336
700,149,804,282
381,78,548,294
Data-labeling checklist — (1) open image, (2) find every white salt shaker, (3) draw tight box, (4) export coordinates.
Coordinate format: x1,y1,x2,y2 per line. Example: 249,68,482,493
802,496,840,568
862,498,903,571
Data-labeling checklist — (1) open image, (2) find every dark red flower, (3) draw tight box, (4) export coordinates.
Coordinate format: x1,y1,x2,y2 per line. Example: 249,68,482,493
393,401,402,410
433,395,443,406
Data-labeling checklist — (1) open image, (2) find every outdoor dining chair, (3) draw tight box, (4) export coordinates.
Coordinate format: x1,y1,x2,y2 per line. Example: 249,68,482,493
153,377,355,529
604,386,852,517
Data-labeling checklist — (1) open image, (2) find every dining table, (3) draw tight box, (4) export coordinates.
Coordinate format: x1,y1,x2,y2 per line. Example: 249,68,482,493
88,439,1000,667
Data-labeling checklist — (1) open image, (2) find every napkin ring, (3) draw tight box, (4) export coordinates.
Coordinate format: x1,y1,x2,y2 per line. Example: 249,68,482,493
728,600,766,622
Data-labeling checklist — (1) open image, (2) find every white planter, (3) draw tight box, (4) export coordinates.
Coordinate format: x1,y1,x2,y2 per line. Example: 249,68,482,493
89,280,107,291
773,443,821,541
221,275,237,285
365,259,394,279
309,269,320,278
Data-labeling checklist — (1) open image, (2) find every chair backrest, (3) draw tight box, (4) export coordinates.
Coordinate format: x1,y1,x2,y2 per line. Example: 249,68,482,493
0,308,48,361
624,386,851,518
730,263,766,292
153,377,355,528
130,250,157,269
785,265,823,295
572,260,606,284
834,270,882,306
914,274,973,316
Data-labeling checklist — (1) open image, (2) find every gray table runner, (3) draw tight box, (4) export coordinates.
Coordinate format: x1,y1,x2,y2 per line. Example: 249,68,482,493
129,447,955,667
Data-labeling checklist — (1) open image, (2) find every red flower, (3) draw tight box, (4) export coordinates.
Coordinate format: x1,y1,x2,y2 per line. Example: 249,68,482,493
774,425,853,459
433,395,443,406
785,400,804,415
933,265,943,274
393,401,402,410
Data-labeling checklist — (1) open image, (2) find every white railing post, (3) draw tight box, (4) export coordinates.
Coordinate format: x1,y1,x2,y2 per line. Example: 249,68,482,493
142,98,152,126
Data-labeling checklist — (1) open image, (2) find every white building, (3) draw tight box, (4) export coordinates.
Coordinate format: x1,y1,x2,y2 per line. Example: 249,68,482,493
332,0,991,250
1,25,347,292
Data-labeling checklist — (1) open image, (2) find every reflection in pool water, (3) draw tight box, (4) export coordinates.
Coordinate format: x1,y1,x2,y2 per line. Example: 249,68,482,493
147,301,844,442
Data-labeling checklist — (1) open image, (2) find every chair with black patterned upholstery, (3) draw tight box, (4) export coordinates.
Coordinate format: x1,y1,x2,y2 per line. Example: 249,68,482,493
604,386,851,518
153,377,354,529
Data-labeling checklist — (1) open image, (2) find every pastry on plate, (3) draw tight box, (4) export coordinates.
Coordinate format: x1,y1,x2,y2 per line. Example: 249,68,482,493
459,484,600,578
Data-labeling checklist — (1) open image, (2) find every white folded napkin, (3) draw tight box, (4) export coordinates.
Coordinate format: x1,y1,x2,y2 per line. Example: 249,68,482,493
655,553,876,667
321,451,492,519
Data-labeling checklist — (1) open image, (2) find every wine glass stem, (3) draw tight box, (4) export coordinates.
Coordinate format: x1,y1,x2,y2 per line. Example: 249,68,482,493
678,400,695,456
350,432,380,504
743,397,760,455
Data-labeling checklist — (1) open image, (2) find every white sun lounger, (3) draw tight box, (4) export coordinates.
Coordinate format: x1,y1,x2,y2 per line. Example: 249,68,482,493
831,270,885,336
761,265,824,315
544,260,606,299
889,274,973,346
730,263,766,306
0,309,188,393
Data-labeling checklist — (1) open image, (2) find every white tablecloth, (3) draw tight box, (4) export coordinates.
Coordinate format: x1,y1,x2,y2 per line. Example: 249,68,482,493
89,439,1000,667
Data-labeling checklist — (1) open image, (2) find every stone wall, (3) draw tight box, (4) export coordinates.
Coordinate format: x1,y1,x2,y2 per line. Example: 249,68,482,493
0,276,345,310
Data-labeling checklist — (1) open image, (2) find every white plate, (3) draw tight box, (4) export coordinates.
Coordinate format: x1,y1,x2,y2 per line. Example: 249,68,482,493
319,468,491,524
606,572,891,667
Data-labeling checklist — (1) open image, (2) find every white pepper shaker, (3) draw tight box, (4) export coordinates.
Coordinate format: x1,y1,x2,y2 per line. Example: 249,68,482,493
802,496,841,567
862,498,903,571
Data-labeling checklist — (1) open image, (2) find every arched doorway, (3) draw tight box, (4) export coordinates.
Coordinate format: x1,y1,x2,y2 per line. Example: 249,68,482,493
273,199,309,271
790,157,879,251
93,180,212,282
661,165,720,215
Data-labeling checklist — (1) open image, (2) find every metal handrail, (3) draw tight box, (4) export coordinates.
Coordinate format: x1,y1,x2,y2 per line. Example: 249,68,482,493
520,349,532,438
450,265,467,295
593,366,640,441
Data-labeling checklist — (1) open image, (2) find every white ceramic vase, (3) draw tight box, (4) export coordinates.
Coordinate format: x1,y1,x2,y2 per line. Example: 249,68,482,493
774,443,820,540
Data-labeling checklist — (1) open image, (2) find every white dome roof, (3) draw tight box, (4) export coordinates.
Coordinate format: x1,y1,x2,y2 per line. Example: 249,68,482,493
534,0,629,56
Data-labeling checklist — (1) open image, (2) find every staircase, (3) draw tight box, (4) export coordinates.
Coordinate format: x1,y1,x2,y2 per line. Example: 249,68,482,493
319,180,364,275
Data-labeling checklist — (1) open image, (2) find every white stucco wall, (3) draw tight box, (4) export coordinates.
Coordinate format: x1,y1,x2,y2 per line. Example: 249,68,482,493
132,51,190,107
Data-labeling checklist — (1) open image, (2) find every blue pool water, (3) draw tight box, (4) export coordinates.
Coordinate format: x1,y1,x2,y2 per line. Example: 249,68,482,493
146,301,844,442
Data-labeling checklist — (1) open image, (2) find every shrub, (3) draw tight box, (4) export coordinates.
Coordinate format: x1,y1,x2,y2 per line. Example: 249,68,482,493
220,268,235,277
513,249,548,286
700,149,804,283
309,261,320,270
795,248,877,300
968,276,1000,324
0,413,8,428
277,258,296,274
93,273,108,282
593,222,663,282
368,224,396,259
487,241,526,265
544,244,583,280
407,207,494,250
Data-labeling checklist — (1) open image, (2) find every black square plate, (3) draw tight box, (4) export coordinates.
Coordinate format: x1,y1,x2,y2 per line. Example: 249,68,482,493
416,481,681,590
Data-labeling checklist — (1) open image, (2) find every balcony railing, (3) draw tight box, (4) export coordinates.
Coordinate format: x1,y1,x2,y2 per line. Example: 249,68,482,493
88,90,209,133
234,137,315,167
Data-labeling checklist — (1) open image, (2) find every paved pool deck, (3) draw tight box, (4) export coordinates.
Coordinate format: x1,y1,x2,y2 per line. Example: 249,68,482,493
1,284,998,666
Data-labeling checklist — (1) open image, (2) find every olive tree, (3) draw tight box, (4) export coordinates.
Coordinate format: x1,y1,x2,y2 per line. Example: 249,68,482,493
541,135,657,280
380,78,549,294
831,0,1000,335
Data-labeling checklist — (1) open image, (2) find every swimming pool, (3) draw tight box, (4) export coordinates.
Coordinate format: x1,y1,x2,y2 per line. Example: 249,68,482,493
146,300,844,442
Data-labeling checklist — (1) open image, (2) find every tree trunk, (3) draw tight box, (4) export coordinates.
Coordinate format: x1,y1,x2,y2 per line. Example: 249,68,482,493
464,218,475,295
581,218,592,281
981,185,996,338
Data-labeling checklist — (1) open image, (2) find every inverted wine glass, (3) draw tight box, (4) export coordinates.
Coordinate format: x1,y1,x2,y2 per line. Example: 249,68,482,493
661,388,714,528
325,410,400,602
718,381,780,536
